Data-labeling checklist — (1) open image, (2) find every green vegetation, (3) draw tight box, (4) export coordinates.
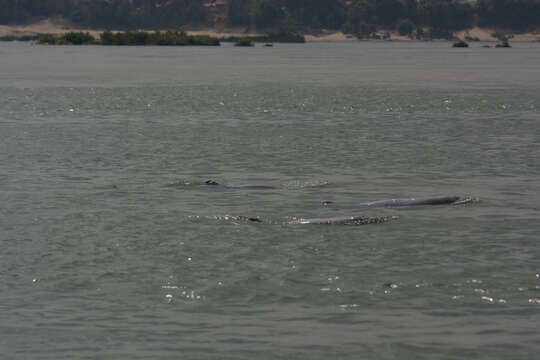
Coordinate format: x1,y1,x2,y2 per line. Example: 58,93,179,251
344,0,473,39
36,30,219,46
0,0,539,40
491,32,512,47
477,0,540,29
495,40,511,48
234,38,255,47
491,32,505,41
452,40,469,48
465,34,480,42
37,32,96,45
100,30,219,46
62,31,96,44
0,0,207,29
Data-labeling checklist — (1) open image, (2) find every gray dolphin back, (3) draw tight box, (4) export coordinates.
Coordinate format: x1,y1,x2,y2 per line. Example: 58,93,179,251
363,196,470,207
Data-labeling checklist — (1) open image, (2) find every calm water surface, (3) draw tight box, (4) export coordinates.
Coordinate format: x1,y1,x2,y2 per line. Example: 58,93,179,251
1,41,539,359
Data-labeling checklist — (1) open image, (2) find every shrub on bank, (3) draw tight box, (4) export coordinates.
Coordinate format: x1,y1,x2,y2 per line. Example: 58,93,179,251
37,32,95,45
100,30,219,46
63,32,95,45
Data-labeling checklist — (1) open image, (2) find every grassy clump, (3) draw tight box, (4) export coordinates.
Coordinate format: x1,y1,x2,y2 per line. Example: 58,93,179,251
495,40,511,47
37,32,96,45
63,31,96,44
0,35,16,41
452,40,469,47
234,38,255,47
491,32,507,41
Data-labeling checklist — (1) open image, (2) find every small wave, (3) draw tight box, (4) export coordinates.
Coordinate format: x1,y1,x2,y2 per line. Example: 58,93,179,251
283,180,331,189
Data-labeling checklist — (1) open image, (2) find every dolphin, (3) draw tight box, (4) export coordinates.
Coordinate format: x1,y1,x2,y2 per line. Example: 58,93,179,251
361,195,472,207
323,196,473,208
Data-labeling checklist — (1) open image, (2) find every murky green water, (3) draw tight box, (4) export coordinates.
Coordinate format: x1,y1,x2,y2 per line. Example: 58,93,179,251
1,41,539,359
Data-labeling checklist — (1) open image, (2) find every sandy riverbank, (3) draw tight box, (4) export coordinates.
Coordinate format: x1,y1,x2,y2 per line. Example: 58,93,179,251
0,18,102,37
1,18,539,42
455,27,540,42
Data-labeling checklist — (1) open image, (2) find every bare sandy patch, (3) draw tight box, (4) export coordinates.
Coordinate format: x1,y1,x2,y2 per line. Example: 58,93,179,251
0,17,103,37
304,31,356,42
186,26,264,39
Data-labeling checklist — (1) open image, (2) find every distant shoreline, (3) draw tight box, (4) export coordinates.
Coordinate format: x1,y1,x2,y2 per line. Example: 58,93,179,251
1,18,539,43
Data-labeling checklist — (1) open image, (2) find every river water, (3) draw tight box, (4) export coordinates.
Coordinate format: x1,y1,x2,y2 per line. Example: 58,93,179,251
1,41,539,359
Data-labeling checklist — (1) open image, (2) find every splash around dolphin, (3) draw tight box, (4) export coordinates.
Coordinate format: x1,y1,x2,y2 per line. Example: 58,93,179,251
229,214,394,225
286,214,393,225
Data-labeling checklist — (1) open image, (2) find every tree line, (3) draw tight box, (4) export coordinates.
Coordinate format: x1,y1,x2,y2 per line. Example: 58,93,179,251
0,0,207,28
1,0,539,36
